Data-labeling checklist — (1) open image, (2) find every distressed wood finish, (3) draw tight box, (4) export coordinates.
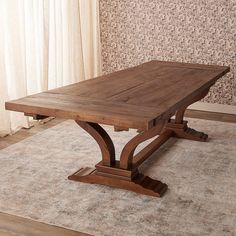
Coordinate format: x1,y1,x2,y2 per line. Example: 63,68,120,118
5,60,230,197
5,60,230,131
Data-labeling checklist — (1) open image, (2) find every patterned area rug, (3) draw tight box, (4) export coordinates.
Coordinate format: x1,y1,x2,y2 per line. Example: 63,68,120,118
0,119,235,236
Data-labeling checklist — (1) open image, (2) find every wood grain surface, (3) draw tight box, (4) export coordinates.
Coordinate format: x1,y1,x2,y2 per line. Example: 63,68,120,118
5,60,229,130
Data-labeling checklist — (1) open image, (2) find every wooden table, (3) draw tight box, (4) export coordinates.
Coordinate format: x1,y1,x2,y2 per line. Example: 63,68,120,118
5,61,229,197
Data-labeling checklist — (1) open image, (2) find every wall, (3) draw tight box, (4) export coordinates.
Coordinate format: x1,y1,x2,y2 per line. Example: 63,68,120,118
99,0,236,106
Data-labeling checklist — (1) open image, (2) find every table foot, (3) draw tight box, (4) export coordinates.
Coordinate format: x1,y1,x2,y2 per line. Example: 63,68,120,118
176,127,208,141
68,167,168,197
165,120,208,142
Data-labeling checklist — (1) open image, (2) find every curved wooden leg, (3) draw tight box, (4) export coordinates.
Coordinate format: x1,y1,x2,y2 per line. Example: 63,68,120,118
68,120,169,197
75,121,115,166
175,107,187,124
119,121,168,170
165,89,209,142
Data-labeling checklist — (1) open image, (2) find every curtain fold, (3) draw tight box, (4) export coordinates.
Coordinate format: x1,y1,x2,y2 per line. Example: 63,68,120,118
0,0,101,137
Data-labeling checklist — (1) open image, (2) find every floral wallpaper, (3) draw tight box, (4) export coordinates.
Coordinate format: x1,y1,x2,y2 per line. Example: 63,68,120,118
99,0,236,105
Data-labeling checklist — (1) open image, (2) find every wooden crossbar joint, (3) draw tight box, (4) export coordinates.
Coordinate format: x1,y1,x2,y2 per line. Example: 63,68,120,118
165,119,188,130
114,126,129,132
24,113,49,120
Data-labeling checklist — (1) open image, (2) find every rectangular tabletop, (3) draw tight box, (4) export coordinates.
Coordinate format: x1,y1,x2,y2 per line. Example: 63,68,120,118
5,60,229,130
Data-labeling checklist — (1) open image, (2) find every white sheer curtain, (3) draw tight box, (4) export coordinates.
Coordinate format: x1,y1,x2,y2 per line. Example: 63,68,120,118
0,0,101,137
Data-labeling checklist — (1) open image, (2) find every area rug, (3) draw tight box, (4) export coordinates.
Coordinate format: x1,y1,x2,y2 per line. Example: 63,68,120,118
0,118,235,236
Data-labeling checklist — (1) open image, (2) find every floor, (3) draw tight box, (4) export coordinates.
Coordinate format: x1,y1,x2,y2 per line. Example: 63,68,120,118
0,109,235,236
0,212,90,236
0,118,65,150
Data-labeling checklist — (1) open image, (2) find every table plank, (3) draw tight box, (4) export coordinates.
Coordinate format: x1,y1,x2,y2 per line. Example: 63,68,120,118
6,93,159,130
